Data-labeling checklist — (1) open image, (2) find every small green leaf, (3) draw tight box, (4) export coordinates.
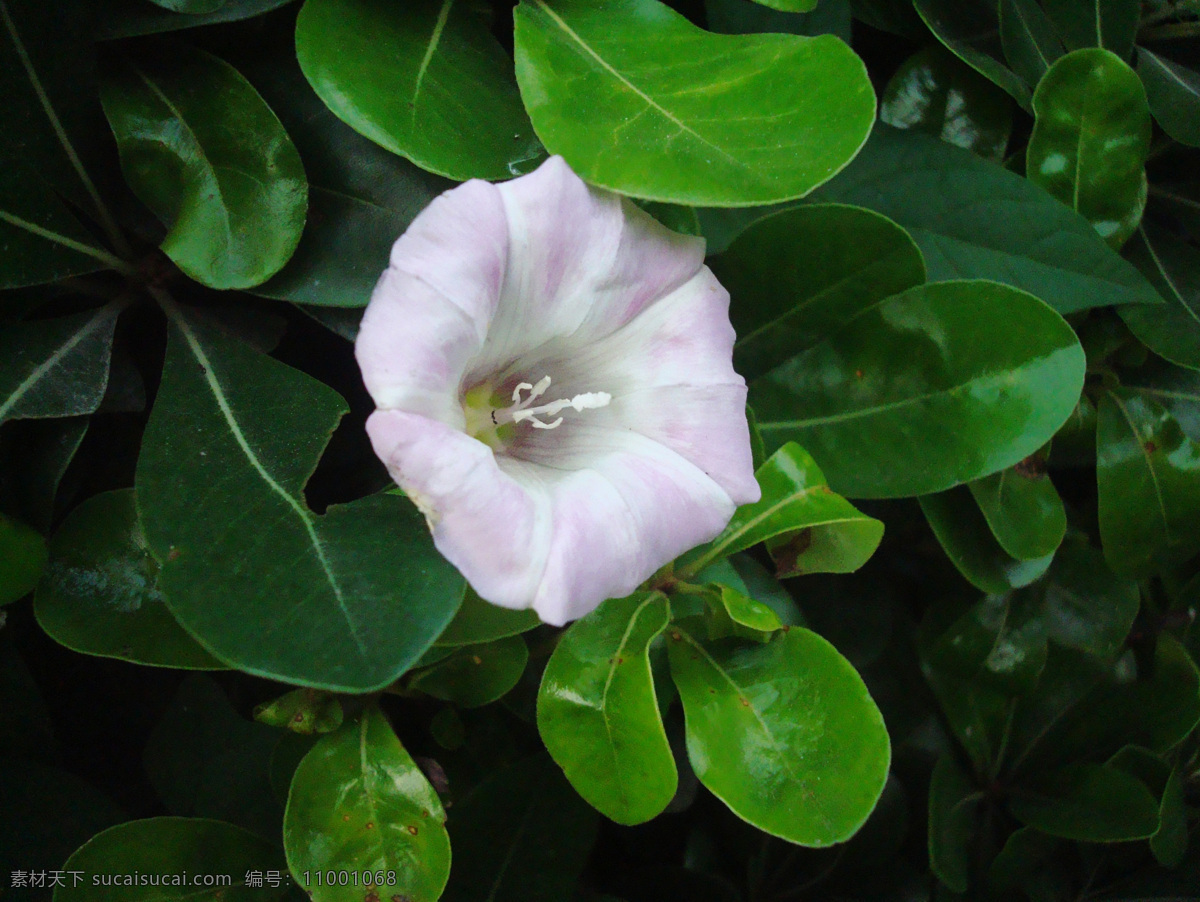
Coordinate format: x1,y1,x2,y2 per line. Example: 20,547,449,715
881,45,1014,160
136,304,464,691
1008,762,1160,841
683,442,883,575
667,624,890,846
34,489,224,668
707,584,783,641
435,587,541,647
913,0,1032,109
284,706,450,902
1097,388,1200,575
57,817,288,902
538,591,676,824
1137,48,1200,147
254,689,344,735
1119,223,1200,371
514,0,875,206
100,46,307,289
968,456,1066,561
711,204,926,380
752,281,1086,498
1043,0,1140,58
998,0,1065,88
0,305,119,424
410,635,529,708
0,511,45,606
296,0,542,181
1027,48,1151,248
928,753,981,893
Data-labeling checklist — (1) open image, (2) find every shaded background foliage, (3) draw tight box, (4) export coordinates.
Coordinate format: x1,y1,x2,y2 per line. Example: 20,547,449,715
3,0,1200,900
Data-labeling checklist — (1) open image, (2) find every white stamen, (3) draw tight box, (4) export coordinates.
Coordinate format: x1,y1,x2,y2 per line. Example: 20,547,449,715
495,376,611,430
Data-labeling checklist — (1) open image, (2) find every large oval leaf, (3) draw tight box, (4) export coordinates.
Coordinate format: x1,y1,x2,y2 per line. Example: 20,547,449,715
968,457,1066,561
751,280,1086,498
99,46,307,289
1027,48,1151,249
668,624,889,845
1008,762,1160,842
136,303,464,690
514,0,875,206
57,817,288,902
538,591,676,825
296,0,542,181
1119,223,1200,371
284,706,450,902
35,490,223,669
810,126,1162,313
711,204,925,380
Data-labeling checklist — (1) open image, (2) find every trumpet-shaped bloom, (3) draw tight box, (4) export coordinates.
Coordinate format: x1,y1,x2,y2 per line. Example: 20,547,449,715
356,157,759,625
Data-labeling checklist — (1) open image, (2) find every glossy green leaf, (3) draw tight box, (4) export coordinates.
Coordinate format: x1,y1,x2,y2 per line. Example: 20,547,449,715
441,754,599,902
136,304,464,691
57,817,288,902
708,584,783,640
1035,536,1138,658
1008,762,1159,841
913,0,1032,109
144,675,281,837
514,0,875,206
752,281,1086,499
0,305,119,424
881,45,1014,161
295,0,542,181
537,591,676,824
1137,48,1200,146
254,689,344,735
998,0,1065,88
928,753,981,893
0,511,45,606
683,442,883,575
968,457,1066,561
410,635,528,708
285,706,450,902
435,587,540,647
1027,48,1151,248
1097,388,1200,575
1043,0,1140,58
1119,224,1200,370
711,205,925,380
1125,359,1200,441
34,490,224,669
750,0,816,11
705,0,852,41
99,0,295,39
810,126,1162,313
99,46,307,289
667,624,890,846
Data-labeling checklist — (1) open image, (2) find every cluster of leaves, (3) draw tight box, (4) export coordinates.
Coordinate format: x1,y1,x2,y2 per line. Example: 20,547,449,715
2,0,1200,899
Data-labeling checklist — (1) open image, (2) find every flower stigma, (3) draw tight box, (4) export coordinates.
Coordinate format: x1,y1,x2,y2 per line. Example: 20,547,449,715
461,375,612,449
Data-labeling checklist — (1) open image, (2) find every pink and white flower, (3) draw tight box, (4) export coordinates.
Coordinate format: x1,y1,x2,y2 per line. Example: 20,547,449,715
356,157,759,625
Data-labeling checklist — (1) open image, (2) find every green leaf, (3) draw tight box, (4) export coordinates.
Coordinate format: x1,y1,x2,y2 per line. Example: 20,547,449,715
968,457,1066,561
435,587,541,647
57,817,288,902
752,281,1086,498
847,0,924,36
880,45,1014,161
514,0,875,206
410,635,529,708
1027,48,1151,249
711,204,926,380
136,304,464,691
683,442,883,576
810,125,1162,313
705,0,852,41
0,304,119,424
750,0,816,11
254,689,344,735
146,0,225,13
1035,536,1138,658
1043,0,1140,58
667,624,890,846
913,0,1032,110
1137,48,1200,146
284,706,450,902
1097,388,1200,575
144,675,282,838
928,753,981,893
998,0,1065,88
1119,223,1200,370
1008,762,1160,841
99,0,296,39
34,489,224,668
1107,746,1189,867
1125,359,1200,441
0,511,45,606
537,591,676,824
100,46,307,289
296,0,542,181
706,584,784,641
441,754,599,902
